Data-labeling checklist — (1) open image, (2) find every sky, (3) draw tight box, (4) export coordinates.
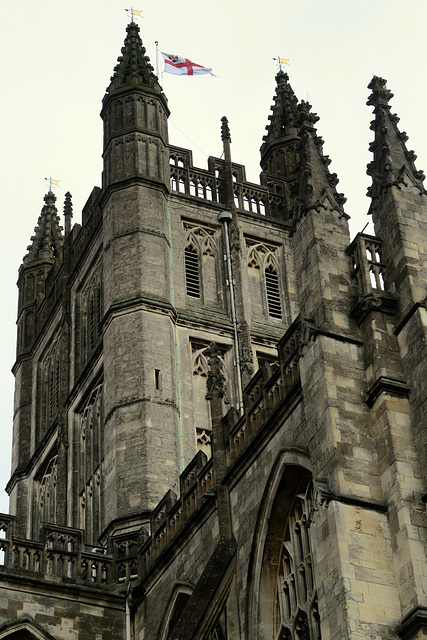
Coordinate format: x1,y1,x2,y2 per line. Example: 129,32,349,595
0,0,426,514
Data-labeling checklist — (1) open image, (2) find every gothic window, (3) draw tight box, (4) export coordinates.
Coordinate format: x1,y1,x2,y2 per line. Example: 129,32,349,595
246,240,284,321
183,224,221,307
39,339,61,434
277,481,321,640
191,342,230,457
78,383,104,546
165,592,191,640
251,457,321,640
34,454,58,534
185,239,201,298
265,262,282,319
78,265,103,371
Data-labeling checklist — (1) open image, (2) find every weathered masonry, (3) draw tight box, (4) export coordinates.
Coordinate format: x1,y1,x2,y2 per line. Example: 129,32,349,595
1,21,427,640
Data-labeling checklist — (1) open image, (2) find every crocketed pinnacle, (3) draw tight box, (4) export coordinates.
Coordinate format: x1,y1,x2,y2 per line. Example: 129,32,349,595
293,99,347,221
105,21,160,95
366,76,426,213
23,191,64,265
262,71,299,144
221,116,231,142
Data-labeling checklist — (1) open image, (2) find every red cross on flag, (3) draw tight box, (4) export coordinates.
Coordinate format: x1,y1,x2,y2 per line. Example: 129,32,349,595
161,52,213,76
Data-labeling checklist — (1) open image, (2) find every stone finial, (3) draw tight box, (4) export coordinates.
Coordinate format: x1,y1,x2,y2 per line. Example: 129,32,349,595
221,116,231,142
24,192,64,264
367,76,394,108
106,21,159,95
63,192,73,218
64,192,73,235
205,342,225,400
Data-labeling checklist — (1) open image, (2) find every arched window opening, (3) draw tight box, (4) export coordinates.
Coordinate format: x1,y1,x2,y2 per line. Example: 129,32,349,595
278,482,320,640
265,265,282,319
185,243,201,298
166,592,191,640
251,456,321,640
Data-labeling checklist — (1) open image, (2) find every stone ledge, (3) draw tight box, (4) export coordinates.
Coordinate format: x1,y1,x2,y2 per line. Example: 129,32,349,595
365,376,410,408
398,606,427,640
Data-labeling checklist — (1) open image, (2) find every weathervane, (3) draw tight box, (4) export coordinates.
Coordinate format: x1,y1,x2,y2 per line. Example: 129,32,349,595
273,56,290,72
44,177,60,192
125,7,142,22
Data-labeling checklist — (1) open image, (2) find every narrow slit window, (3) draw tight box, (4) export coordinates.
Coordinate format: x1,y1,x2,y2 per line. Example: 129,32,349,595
185,244,201,298
154,369,161,390
265,265,282,318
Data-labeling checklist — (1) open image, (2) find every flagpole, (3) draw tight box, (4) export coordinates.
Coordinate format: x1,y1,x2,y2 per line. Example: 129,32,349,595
155,41,159,78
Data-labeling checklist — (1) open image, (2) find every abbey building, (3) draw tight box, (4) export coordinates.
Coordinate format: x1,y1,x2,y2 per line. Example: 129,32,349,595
0,21,427,640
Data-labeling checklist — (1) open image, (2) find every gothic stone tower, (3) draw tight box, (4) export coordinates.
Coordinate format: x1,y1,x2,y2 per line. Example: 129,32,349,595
0,22,427,640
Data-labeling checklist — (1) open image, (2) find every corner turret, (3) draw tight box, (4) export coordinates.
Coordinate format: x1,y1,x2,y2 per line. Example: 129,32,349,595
101,22,170,189
17,191,64,355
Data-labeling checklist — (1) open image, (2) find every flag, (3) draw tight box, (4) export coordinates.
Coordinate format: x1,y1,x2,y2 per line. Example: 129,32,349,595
161,52,213,76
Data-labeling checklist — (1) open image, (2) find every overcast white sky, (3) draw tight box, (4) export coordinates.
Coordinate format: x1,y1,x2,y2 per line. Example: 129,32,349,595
1,0,426,514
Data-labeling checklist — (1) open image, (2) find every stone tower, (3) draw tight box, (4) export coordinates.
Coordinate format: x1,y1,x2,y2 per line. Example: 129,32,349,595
0,23,426,640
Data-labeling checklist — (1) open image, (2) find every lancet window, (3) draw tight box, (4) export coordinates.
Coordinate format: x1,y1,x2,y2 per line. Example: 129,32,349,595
246,240,284,320
77,265,103,370
39,339,61,434
183,224,220,306
34,453,58,535
78,383,104,546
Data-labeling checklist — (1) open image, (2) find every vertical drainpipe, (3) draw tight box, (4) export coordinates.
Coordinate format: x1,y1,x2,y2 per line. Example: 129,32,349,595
126,582,131,640
218,211,244,416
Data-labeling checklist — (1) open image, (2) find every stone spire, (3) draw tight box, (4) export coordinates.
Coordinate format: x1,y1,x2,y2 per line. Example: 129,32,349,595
260,71,299,175
23,191,64,265
366,76,426,216
260,72,347,224
105,21,161,96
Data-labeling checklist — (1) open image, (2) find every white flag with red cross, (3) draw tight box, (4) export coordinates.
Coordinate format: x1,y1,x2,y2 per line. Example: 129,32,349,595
160,52,213,76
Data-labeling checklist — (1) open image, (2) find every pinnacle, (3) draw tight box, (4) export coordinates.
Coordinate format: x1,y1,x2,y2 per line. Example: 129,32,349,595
23,191,64,265
263,71,300,142
366,76,426,209
260,71,347,219
106,21,160,96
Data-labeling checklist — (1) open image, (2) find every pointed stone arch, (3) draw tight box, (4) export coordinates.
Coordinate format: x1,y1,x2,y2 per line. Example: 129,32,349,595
183,223,221,306
246,448,321,640
0,616,57,640
246,240,284,321
158,583,193,640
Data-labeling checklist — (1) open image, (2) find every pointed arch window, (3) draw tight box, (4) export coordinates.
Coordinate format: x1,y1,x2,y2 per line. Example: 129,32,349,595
78,383,104,546
185,240,201,298
78,264,103,371
183,224,221,306
265,263,282,318
246,240,284,321
277,481,321,640
191,342,230,457
252,457,322,640
39,339,61,435
34,453,58,535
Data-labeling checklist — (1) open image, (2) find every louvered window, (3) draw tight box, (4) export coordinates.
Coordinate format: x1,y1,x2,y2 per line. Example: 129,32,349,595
265,265,282,318
185,244,201,298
